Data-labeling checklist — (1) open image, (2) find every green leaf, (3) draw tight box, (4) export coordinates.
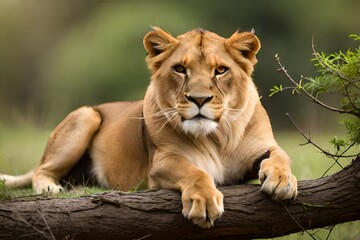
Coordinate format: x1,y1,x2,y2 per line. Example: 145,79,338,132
349,34,360,41
329,136,346,151
269,84,283,97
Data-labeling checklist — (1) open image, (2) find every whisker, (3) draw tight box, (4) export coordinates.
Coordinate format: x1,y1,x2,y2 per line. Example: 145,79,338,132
156,111,179,135
224,108,243,117
156,120,170,135
225,114,242,124
222,115,232,131
141,109,179,131
224,108,244,122
131,108,177,122
224,108,241,112
172,114,182,130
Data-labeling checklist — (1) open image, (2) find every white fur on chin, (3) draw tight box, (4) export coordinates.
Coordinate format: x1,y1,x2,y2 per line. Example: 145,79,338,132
182,118,218,137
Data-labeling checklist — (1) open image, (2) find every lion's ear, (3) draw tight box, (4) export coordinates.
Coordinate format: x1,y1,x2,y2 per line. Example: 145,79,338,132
143,27,178,73
226,31,261,65
143,27,178,57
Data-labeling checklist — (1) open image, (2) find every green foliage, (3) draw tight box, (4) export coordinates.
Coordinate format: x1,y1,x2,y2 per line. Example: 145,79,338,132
342,118,360,146
329,136,347,152
305,34,360,148
304,36,360,118
271,34,360,156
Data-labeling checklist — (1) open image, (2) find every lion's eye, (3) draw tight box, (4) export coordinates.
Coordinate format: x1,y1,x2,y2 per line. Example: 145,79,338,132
174,65,187,74
215,66,228,75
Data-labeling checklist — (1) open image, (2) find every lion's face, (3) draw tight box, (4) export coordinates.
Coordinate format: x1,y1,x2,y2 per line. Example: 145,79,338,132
144,28,260,137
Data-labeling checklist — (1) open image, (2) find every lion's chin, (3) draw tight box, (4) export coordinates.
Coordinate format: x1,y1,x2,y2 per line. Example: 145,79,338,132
182,118,218,137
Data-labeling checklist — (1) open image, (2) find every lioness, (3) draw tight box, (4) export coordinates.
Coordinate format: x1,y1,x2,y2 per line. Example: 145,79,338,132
1,27,297,228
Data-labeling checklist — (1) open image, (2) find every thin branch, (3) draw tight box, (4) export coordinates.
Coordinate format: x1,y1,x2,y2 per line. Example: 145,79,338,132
325,226,336,240
337,136,360,158
275,54,352,115
286,113,357,159
282,204,316,240
322,160,340,178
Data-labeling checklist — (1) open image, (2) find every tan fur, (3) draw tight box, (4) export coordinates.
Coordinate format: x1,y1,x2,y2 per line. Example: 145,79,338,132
0,27,297,228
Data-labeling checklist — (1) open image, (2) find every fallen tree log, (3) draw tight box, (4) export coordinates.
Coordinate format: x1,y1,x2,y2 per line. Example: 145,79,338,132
0,156,359,240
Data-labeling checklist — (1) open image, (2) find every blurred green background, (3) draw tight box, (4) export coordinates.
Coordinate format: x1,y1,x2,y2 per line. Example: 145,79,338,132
0,0,359,239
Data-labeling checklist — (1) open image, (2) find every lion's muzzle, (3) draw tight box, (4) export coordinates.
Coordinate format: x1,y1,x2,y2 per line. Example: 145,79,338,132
184,93,213,108
180,93,219,136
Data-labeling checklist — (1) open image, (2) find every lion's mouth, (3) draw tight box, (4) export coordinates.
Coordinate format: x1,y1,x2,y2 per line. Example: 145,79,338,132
181,114,209,121
181,114,218,136
191,114,208,120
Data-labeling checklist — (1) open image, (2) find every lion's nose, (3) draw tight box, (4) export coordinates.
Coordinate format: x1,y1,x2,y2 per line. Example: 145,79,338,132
185,94,213,108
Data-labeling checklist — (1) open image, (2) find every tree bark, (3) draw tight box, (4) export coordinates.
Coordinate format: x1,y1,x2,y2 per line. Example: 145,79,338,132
1,157,359,240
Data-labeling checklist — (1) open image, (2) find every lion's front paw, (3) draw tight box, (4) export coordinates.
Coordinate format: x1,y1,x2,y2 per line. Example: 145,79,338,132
181,186,224,228
259,163,297,201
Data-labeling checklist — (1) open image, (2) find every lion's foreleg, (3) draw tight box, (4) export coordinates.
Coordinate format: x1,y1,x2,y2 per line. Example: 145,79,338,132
148,151,224,228
32,106,101,194
258,146,298,200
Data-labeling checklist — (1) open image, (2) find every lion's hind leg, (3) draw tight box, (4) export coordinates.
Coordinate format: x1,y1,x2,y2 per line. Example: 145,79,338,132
32,106,101,194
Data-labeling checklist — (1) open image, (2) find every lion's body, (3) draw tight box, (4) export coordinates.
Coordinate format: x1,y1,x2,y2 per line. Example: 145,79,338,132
91,101,149,190
1,27,297,228
58,98,273,190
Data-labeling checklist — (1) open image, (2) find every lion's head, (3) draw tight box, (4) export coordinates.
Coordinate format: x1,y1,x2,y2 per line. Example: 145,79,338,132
143,27,261,138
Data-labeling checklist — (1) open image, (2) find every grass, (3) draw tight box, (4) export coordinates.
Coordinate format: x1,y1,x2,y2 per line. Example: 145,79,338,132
0,181,34,201
0,181,107,201
0,119,359,239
